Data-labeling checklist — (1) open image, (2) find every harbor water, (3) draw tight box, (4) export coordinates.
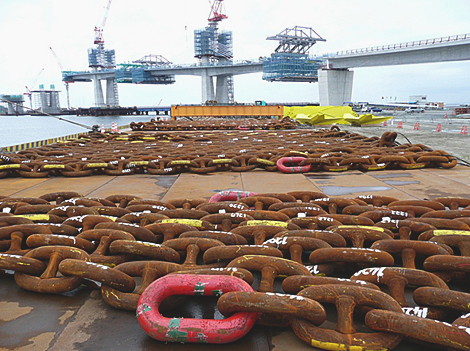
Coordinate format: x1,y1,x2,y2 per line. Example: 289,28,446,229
0,114,156,148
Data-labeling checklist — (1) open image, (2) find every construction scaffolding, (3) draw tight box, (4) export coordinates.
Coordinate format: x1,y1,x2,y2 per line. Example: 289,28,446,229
263,53,323,82
194,26,233,60
263,26,326,82
115,55,175,84
88,48,116,68
131,68,175,84
31,85,61,114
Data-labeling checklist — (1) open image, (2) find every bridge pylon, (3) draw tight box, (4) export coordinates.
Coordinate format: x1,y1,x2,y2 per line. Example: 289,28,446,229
318,68,354,106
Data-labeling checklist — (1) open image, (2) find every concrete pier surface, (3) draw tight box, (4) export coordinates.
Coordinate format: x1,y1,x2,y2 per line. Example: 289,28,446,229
1,164,469,351
351,110,470,162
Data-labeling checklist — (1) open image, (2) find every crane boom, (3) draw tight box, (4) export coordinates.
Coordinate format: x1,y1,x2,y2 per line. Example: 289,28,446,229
24,68,44,108
49,47,72,109
49,47,63,70
94,0,112,45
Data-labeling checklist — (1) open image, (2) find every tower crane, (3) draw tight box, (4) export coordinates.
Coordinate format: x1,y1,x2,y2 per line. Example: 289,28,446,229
50,47,71,109
94,0,112,47
93,0,113,68
208,0,227,23
88,0,118,107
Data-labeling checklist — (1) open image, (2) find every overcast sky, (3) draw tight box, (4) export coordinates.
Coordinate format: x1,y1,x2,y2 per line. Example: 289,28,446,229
1,0,469,108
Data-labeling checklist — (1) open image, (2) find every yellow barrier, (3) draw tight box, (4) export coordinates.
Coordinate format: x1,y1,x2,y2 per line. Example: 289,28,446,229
171,105,284,119
0,132,90,153
0,124,130,154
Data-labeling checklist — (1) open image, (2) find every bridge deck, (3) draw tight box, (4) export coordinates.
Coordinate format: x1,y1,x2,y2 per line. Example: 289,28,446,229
327,34,470,69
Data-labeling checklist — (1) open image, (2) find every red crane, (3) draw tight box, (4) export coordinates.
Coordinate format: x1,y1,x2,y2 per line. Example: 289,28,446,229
94,0,112,45
208,0,227,22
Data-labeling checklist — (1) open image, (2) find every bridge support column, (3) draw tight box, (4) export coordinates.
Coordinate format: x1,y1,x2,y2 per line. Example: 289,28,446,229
215,75,229,104
201,71,215,103
318,69,354,106
93,76,105,107
7,103,15,115
105,79,119,106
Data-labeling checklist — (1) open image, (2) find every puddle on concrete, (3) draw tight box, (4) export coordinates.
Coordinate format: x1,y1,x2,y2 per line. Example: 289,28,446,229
320,186,391,196
305,174,334,180
58,310,75,325
154,175,178,189
14,332,56,351
384,180,420,186
0,301,33,322
372,173,412,179
211,188,244,193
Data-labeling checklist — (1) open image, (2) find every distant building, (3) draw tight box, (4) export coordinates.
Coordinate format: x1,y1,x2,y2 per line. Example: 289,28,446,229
409,95,444,109
409,95,427,103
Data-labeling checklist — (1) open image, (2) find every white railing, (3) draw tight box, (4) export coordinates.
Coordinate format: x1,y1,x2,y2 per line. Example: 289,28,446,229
333,33,470,57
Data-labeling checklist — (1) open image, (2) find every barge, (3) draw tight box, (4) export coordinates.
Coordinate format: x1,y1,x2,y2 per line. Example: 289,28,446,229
1,124,470,351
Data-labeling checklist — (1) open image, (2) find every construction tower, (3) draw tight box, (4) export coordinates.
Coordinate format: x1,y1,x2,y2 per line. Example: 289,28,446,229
194,0,234,103
31,84,61,114
88,0,119,107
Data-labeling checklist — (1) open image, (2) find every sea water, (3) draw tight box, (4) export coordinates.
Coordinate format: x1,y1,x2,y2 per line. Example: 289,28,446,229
0,115,154,147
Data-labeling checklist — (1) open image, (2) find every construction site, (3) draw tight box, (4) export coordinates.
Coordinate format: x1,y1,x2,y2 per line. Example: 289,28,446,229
54,0,328,109
1,2,470,350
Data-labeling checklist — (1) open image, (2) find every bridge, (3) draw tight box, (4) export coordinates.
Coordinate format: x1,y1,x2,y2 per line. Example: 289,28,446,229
63,32,470,107
63,60,263,106
319,33,470,105
146,60,263,104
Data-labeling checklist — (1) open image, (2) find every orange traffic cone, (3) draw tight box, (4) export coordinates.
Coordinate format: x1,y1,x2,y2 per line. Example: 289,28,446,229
461,125,468,135
101,124,105,134
436,124,442,132
413,122,420,131
397,121,403,129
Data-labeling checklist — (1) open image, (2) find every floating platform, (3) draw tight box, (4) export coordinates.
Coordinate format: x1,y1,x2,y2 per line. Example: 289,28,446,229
75,107,141,116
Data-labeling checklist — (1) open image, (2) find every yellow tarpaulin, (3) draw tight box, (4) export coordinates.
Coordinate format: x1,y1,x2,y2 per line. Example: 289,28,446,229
342,113,393,126
285,106,393,126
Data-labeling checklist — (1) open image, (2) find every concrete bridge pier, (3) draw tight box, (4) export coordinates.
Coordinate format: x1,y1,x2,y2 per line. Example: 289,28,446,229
7,102,23,115
215,75,230,104
318,68,354,106
106,79,118,106
201,72,231,104
93,76,105,107
93,75,119,107
201,71,215,103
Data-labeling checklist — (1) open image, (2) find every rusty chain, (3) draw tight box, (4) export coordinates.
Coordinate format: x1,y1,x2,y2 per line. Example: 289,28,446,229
1,191,470,349
0,126,459,179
